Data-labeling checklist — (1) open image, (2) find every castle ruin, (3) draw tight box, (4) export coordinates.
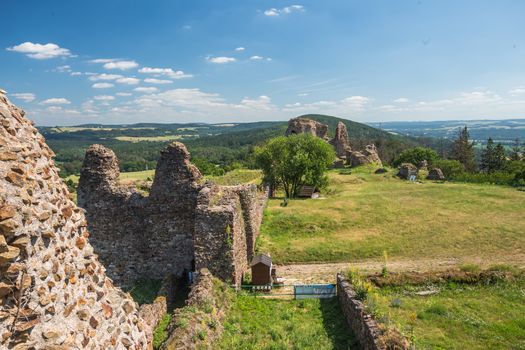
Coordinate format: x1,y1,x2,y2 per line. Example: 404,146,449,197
77,142,267,288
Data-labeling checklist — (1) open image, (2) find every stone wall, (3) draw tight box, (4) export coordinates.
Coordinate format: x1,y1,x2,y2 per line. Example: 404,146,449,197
337,274,409,350
0,92,149,349
78,143,267,288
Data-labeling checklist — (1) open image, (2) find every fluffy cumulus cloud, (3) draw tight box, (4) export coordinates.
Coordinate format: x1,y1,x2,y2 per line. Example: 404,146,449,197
394,97,410,103
7,42,72,59
103,60,139,70
235,47,245,51
92,83,114,89
41,98,71,105
206,56,236,64
134,87,158,93
144,78,173,84
116,77,140,85
88,73,124,81
284,95,370,115
264,5,304,16
11,93,36,102
94,95,115,101
138,67,193,79
55,65,72,73
116,92,132,97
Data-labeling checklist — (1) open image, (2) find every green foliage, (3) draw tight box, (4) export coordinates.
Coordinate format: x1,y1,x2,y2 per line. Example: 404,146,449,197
218,295,355,349
153,314,172,349
431,159,465,178
127,278,162,305
393,147,438,167
481,138,507,173
255,134,335,198
451,126,476,172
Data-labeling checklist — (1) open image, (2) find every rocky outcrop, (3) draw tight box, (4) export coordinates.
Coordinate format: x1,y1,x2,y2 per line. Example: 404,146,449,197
285,117,329,139
347,144,382,167
398,163,418,179
330,122,351,158
78,142,267,288
427,168,445,181
0,92,148,349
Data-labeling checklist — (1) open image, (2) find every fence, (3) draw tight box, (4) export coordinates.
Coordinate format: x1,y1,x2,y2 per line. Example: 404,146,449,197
238,284,337,299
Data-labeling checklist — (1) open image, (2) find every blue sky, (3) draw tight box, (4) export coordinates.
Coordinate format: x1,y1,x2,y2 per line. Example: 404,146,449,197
2,0,525,125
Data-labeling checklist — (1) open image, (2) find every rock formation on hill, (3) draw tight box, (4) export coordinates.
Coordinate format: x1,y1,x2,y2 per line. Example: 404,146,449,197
398,163,418,179
427,168,445,181
330,122,352,158
347,144,382,167
285,117,329,139
0,91,148,349
78,142,268,288
285,117,383,166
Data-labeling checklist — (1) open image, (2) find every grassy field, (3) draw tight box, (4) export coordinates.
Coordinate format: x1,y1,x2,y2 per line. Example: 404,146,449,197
257,166,525,264
206,169,262,186
114,135,197,142
218,295,356,350
370,277,525,349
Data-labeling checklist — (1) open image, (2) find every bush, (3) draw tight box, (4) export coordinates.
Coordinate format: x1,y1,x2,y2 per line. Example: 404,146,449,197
431,159,465,179
392,147,438,167
453,171,515,186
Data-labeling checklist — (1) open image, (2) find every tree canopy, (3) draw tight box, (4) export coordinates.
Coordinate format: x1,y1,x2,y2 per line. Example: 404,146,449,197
255,134,335,198
451,126,476,172
392,147,438,167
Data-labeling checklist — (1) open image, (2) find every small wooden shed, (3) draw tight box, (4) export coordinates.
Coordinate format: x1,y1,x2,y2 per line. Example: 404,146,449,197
250,254,273,285
298,186,318,198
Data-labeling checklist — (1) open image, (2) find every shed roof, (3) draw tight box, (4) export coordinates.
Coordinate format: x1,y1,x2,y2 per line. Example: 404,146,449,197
298,186,317,197
250,254,272,267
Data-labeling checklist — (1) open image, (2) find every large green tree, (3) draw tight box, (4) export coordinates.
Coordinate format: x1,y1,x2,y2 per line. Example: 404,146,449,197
255,134,335,198
451,126,476,172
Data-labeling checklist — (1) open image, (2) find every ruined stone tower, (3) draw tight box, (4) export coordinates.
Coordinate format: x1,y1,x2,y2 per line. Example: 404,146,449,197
0,92,148,349
78,142,267,287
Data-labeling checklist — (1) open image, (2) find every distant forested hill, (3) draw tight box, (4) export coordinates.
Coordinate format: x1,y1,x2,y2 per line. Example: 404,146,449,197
39,115,447,177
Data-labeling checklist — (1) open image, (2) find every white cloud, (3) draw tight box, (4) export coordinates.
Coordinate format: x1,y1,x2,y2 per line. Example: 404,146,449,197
283,95,370,114
138,67,193,79
94,95,115,101
238,95,273,110
509,86,525,95
206,56,236,64
89,73,124,81
134,87,158,93
103,60,139,70
11,93,36,102
235,47,245,51
250,55,264,60
70,71,82,76
264,5,304,16
394,97,410,103
7,42,72,59
55,65,71,73
144,78,173,84
116,92,132,97
116,77,140,85
89,58,118,63
41,98,71,105
92,83,114,89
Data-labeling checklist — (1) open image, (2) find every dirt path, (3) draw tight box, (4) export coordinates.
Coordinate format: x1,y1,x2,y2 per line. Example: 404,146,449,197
276,254,525,285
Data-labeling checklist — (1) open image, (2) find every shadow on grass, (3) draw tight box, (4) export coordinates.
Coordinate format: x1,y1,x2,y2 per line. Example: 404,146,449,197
319,297,359,350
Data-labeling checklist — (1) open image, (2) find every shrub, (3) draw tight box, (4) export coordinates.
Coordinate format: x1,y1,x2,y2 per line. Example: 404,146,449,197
431,159,465,179
392,147,438,167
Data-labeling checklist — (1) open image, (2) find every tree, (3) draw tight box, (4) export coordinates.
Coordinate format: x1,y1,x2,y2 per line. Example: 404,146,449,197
431,159,465,178
481,138,506,173
510,138,522,161
392,147,438,167
255,134,335,198
451,126,476,172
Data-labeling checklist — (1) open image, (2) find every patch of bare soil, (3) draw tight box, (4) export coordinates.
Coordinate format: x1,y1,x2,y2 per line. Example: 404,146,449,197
276,254,525,285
